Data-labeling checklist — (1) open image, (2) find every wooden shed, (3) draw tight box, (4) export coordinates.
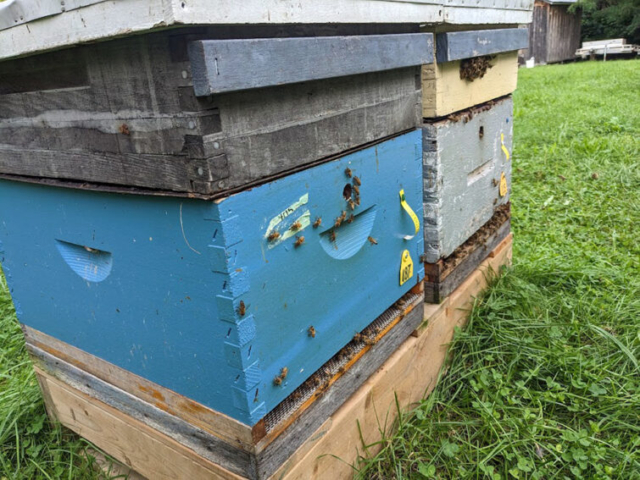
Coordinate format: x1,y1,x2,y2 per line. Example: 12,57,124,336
524,0,581,64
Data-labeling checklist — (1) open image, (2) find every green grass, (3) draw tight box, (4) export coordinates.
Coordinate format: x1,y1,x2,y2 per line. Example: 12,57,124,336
1,60,639,479
357,60,640,479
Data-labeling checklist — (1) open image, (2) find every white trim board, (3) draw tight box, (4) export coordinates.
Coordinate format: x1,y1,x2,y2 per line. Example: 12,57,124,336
0,0,533,62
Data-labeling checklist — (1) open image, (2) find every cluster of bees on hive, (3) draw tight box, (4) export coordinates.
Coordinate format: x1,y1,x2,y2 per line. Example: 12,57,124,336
266,218,305,248
266,166,377,251
324,167,377,248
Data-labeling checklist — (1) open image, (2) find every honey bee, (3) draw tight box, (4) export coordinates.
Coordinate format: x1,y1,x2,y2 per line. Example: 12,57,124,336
353,332,366,342
335,211,347,228
355,197,360,206
280,367,289,379
267,231,280,242
237,300,246,316
368,236,378,245
347,214,355,224
313,217,322,228
348,200,356,211
353,176,361,186
294,236,305,248
345,167,352,178
308,326,316,338
292,391,302,400
273,376,282,386
329,230,337,242
353,185,360,196
290,220,302,231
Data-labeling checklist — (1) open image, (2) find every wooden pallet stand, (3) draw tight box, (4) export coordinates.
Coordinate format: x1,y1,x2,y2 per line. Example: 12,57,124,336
32,234,512,480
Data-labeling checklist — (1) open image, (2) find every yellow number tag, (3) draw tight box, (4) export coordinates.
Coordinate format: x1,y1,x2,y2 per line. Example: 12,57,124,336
499,172,508,197
399,249,414,286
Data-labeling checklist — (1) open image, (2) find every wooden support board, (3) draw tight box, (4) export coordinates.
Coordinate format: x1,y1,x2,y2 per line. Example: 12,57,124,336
34,234,512,480
189,34,433,95
434,28,528,63
422,51,519,117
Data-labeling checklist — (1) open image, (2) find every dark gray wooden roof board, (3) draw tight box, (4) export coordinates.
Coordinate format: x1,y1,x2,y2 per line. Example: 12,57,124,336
189,33,434,96
435,28,529,63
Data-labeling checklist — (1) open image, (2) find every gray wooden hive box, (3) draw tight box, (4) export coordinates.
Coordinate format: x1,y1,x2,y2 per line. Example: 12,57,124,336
0,28,433,196
422,96,513,263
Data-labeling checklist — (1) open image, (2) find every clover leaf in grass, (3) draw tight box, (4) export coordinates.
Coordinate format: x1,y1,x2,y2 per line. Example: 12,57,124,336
417,462,436,478
441,440,460,458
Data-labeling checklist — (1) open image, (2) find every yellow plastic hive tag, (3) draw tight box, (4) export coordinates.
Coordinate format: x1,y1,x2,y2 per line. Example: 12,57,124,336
499,172,508,197
501,133,510,161
400,249,414,286
399,189,420,241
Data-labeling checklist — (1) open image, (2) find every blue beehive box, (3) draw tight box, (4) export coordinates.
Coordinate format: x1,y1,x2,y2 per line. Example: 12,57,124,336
0,131,424,426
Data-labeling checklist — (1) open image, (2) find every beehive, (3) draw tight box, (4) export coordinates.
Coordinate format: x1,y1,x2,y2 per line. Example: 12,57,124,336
421,28,528,118
0,29,431,195
422,96,513,263
0,131,424,427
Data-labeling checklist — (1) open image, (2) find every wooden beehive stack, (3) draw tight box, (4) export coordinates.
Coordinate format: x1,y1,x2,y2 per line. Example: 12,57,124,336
0,1,532,478
420,28,529,303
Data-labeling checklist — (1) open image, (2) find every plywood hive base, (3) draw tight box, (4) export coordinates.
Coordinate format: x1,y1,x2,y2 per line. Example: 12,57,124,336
33,235,512,480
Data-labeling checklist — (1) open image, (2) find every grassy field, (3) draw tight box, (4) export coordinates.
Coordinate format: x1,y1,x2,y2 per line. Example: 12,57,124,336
357,60,640,479
1,60,639,479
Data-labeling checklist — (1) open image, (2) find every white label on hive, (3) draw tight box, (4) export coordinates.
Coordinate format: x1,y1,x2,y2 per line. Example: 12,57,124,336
265,194,310,249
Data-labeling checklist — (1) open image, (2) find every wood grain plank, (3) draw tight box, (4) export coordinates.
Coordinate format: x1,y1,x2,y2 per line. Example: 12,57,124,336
189,34,433,96
29,347,256,478
422,51,518,117
34,370,244,480
435,28,529,62
22,326,256,452
0,147,224,193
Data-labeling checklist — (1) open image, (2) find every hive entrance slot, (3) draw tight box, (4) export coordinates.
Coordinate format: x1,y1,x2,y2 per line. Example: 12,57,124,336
342,183,352,200
318,206,377,260
55,240,113,282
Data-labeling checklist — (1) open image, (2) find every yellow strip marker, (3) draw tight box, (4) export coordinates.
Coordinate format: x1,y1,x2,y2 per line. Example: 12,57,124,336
499,172,508,197
399,189,420,241
501,133,510,161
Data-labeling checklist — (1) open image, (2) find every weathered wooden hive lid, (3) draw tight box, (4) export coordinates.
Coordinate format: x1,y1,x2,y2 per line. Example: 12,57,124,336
0,0,533,62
